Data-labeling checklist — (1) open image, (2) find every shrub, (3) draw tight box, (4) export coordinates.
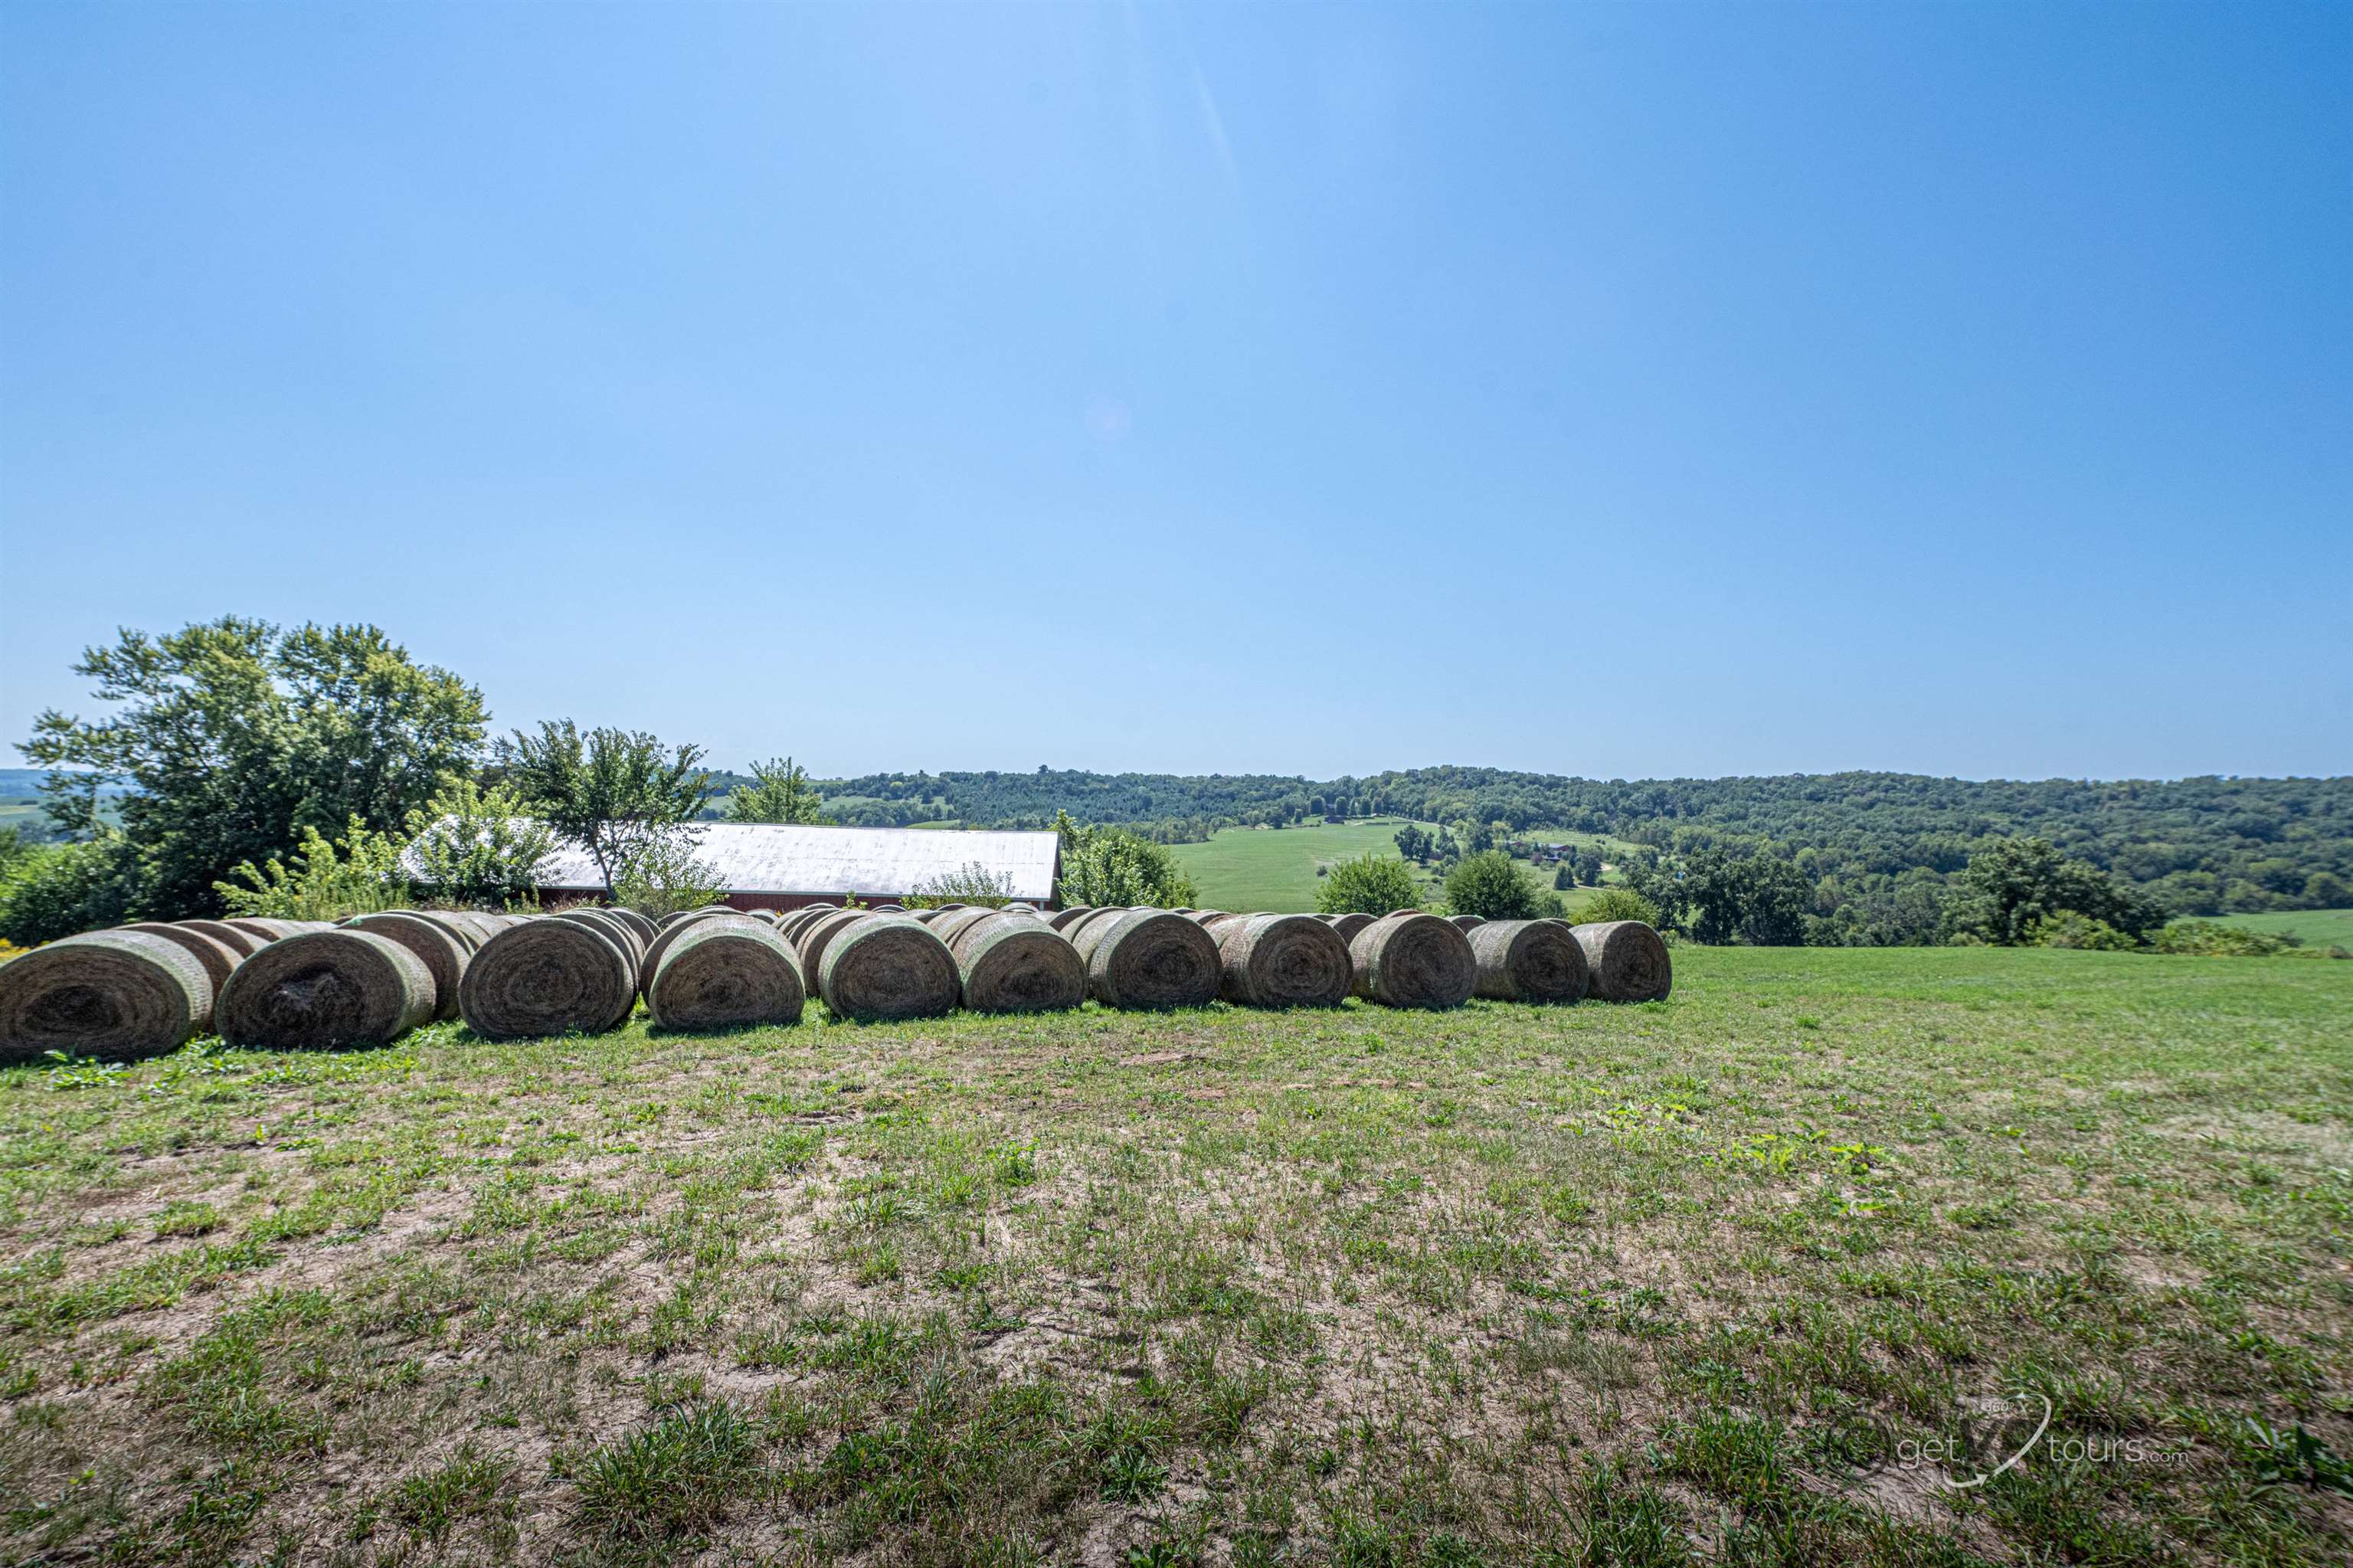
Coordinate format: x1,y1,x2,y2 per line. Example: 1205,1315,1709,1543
2149,920,2309,957
215,817,411,922
609,831,726,918
1576,888,1661,926
1443,850,1544,920
1053,813,1198,908
0,835,138,946
2021,912,2139,951
404,777,555,910
1317,854,1422,915
905,863,1016,908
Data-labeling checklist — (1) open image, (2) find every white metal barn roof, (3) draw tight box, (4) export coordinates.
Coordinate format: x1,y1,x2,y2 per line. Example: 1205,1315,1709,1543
409,821,1062,902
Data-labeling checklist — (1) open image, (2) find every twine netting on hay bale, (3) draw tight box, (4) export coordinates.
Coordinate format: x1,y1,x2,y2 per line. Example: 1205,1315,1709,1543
1218,914,1353,1008
818,915,959,1022
215,930,435,1050
1320,912,1376,943
1572,921,1673,1002
601,907,659,947
1046,907,1095,931
1064,908,1133,954
119,924,243,1010
459,919,638,1039
928,908,999,952
225,918,335,945
411,912,486,953
1468,919,1589,1003
554,911,643,980
646,921,805,1030
0,931,214,1065
1349,912,1476,1010
177,918,267,958
794,910,869,985
342,913,473,1021
639,913,775,1000
955,913,1086,1014
1082,909,1221,1010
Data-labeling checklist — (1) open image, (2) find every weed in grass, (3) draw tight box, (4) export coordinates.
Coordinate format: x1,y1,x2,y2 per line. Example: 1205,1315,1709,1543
573,1400,764,1540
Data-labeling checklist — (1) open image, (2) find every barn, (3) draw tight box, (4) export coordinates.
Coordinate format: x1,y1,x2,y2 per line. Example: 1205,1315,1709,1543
414,822,1063,911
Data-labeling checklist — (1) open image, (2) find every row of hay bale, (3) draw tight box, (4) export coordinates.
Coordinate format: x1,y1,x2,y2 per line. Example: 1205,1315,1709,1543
1,899,1671,1064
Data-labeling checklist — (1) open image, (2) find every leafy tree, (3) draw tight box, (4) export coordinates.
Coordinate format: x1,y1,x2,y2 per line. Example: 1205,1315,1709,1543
2020,912,2139,951
1393,824,1432,863
1576,887,1661,926
1553,863,1574,892
609,833,726,918
905,863,1016,909
496,722,712,900
404,777,556,909
19,617,486,918
1682,850,1812,946
1944,837,2166,945
1318,853,1423,916
216,817,411,922
725,757,831,824
1444,851,1545,920
0,836,137,946
1052,812,1198,908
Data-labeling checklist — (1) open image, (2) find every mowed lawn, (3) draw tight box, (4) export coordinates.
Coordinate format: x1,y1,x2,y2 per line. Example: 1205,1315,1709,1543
3,950,2351,1566
1168,820,1631,913
2206,908,2353,949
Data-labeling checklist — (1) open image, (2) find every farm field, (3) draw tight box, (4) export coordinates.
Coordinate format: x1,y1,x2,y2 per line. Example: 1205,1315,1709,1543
2,949,2349,1565
1168,819,1634,912
2204,908,2353,948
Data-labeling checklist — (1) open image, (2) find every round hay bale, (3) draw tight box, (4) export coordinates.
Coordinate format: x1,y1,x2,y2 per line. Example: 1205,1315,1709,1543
1218,914,1353,1008
646,921,805,1030
343,912,473,1020
554,910,643,977
1064,907,1134,957
818,915,959,1022
910,909,945,924
1320,912,1376,944
224,918,335,945
215,930,435,1049
639,913,775,1000
1045,907,1094,931
601,907,659,946
1084,909,1221,1010
177,918,267,958
1349,913,1475,1010
870,903,907,913
794,909,869,984
1448,915,1486,931
119,924,243,1016
1186,910,1230,926
1572,921,1672,1003
409,912,484,953
777,908,829,944
437,913,505,948
0,931,213,1064
955,914,1084,1013
458,919,637,1039
1468,920,1589,1003
928,908,998,951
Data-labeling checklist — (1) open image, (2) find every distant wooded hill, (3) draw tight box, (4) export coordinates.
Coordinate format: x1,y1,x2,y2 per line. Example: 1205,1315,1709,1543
794,767,2353,917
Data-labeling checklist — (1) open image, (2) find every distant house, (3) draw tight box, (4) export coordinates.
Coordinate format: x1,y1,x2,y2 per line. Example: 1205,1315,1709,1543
411,822,1062,911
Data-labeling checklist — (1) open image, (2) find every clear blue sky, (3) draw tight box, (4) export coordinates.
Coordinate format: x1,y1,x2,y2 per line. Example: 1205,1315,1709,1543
3,2,2345,783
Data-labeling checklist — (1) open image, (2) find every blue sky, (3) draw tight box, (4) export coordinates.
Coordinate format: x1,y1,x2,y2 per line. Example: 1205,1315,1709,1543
3,2,2345,783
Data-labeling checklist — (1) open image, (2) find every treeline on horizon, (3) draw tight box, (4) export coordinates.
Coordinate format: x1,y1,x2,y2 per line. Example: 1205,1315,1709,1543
803,764,2353,924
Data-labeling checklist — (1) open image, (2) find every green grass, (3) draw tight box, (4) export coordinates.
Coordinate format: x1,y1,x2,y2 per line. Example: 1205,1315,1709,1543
1169,819,1636,912
2200,908,2353,948
2,948,2349,1564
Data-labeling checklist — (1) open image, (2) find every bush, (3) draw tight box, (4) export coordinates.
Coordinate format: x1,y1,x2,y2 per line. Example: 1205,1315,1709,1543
2021,912,2139,951
1317,854,1423,915
1443,850,1544,920
2148,920,2323,957
216,817,411,922
1053,813,1198,908
404,778,556,910
905,863,1016,909
0,836,138,946
1575,888,1660,927
609,831,726,918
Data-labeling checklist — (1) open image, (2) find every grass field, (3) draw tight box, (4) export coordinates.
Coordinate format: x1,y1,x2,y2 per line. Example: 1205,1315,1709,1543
3,949,2350,1565
1168,820,1632,913
2204,908,2353,949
